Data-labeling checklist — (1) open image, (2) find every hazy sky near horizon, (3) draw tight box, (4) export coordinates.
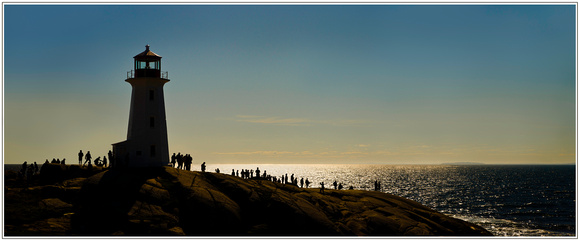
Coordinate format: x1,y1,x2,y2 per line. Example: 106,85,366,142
4,4,576,165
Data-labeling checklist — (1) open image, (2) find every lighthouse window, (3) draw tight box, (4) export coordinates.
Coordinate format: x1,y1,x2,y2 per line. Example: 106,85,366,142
150,117,155,128
150,145,156,157
149,90,154,100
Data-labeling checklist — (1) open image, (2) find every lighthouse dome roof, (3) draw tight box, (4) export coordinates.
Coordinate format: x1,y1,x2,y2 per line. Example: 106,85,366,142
134,45,162,59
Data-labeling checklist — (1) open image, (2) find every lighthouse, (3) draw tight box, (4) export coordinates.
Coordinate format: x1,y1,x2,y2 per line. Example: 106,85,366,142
112,45,170,167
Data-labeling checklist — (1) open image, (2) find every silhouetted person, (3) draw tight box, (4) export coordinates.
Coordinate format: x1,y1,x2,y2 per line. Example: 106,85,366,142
215,168,220,173
183,154,191,171
94,157,101,166
305,178,310,188
250,169,253,178
300,178,304,188
171,153,176,168
255,168,260,178
103,156,107,167
338,183,343,190
34,162,39,174
78,150,84,165
190,154,194,170
236,170,239,177
285,174,288,184
108,150,114,168
232,169,235,176
333,181,338,190
21,161,28,177
201,162,206,172
177,153,183,169
85,151,92,166
61,159,66,165
374,180,378,191
320,182,325,194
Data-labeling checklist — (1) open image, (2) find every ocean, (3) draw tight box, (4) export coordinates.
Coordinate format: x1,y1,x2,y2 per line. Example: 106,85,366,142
5,163,576,236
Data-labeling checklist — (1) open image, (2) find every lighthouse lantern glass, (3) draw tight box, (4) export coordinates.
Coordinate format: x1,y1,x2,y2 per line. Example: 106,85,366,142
136,60,160,70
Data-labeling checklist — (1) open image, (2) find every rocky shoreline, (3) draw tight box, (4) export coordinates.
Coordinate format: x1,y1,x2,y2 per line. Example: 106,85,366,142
5,163,492,236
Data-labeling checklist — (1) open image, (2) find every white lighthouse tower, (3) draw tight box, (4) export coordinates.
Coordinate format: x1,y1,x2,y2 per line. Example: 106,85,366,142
113,45,170,167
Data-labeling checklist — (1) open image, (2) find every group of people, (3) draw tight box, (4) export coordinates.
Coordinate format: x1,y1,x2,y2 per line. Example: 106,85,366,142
170,153,207,173
48,158,66,165
234,168,267,179
221,166,369,194
171,153,194,171
319,181,352,193
78,150,114,168
228,167,316,189
19,161,39,181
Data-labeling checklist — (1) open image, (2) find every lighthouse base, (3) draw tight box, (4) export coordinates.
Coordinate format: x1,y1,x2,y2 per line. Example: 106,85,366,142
112,140,169,168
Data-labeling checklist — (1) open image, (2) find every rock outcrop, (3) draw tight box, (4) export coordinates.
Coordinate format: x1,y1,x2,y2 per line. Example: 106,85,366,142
5,164,492,236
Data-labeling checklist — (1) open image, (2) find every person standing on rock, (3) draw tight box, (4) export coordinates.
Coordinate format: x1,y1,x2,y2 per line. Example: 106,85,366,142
171,153,176,168
177,153,183,169
84,151,92,166
305,178,310,188
184,154,191,171
108,150,114,168
333,181,338,190
103,156,108,168
300,178,304,188
320,182,325,194
201,162,206,172
20,161,28,178
255,168,260,179
78,150,84,166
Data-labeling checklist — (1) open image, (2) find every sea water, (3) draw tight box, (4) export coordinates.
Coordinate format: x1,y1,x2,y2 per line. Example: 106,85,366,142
6,163,575,236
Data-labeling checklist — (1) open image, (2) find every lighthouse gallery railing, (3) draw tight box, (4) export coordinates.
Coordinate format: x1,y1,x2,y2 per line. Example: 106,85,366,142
127,70,169,79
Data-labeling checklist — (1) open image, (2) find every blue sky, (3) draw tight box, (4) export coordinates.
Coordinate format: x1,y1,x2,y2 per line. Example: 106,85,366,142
4,4,576,164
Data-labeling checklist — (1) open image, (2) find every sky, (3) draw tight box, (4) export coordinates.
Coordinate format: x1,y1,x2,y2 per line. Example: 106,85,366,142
4,4,576,165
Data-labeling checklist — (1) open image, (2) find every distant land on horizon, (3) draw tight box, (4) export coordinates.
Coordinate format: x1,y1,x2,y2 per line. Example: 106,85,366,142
440,162,487,165
439,162,576,166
